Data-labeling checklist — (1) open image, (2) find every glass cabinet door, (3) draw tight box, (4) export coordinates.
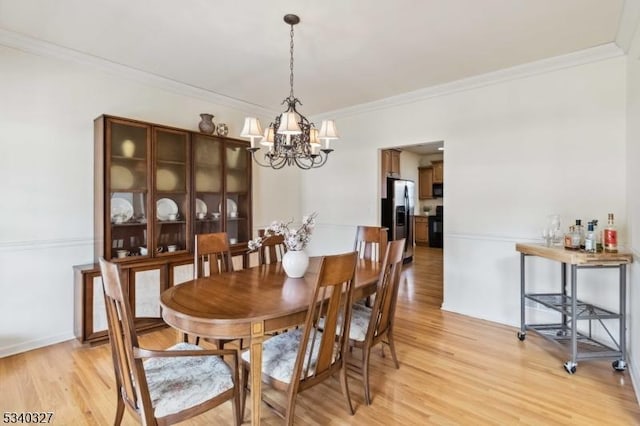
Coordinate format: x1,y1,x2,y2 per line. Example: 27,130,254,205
193,134,223,236
224,141,251,245
153,127,189,255
108,120,149,260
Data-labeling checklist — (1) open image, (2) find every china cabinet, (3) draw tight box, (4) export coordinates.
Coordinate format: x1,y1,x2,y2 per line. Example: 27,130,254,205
74,115,252,344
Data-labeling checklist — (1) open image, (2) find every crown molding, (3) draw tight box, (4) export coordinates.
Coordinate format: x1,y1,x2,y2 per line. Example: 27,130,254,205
0,28,626,121
320,43,624,120
0,28,276,117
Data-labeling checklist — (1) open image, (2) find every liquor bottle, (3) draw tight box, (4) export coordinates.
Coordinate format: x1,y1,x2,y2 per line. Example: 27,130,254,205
604,213,618,253
591,219,601,252
584,222,596,253
565,226,580,250
571,225,581,250
564,226,574,250
575,219,585,249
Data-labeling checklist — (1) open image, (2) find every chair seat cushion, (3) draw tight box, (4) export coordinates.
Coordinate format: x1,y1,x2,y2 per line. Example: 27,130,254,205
349,304,372,342
241,328,322,384
144,342,234,419
318,303,372,343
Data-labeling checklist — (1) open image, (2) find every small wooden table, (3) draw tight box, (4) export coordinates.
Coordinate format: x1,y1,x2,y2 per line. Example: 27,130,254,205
160,257,380,425
515,243,632,374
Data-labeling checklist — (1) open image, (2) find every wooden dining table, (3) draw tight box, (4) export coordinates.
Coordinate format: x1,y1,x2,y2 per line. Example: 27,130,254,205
160,256,381,426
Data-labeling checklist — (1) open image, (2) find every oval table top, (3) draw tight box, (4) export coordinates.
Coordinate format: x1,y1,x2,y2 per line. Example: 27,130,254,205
160,256,381,339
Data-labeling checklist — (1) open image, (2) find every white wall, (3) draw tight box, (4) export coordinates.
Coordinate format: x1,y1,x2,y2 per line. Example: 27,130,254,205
626,25,640,399
302,54,628,349
0,44,297,356
1,35,636,391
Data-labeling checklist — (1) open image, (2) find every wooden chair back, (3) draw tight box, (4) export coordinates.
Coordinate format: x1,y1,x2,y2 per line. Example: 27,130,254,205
353,225,388,263
290,252,358,407
194,232,234,278
257,229,286,265
98,257,156,423
99,257,241,424
368,238,405,343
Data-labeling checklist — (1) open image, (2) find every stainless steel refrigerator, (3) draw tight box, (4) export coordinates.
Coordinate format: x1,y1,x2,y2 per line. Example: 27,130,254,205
381,178,415,263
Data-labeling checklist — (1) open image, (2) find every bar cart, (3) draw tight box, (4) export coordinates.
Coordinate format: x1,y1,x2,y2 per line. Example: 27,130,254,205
516,243,632,374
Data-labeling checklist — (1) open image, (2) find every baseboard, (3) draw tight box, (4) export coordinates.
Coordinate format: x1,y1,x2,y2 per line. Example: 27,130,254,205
0,333,76,358
630,362,640,405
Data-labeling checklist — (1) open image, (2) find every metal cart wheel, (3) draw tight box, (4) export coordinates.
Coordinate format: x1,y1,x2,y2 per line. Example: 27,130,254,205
612,360,627,372
563,361,577,374
517,331,526,341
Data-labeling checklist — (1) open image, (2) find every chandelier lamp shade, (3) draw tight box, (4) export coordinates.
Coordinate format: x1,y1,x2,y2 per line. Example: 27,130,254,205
241,14,339,170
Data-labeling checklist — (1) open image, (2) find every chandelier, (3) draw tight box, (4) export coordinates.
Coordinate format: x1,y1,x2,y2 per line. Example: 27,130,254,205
241,14,339,170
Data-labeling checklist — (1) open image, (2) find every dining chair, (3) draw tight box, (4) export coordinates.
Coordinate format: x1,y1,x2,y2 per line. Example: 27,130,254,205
194,232,234,278
353,225,388,263
257,228,286,265
346,238,405,405
98,257,241,426
193,232,240,348
241,251,358,425
353,225,388,306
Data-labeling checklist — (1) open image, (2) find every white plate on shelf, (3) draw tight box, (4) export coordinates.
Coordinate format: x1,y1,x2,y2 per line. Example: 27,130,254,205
218,198,238,216
195,198,207,215
111,165,134,190
157,168,178,191
156,198,178,221
111,197,134,222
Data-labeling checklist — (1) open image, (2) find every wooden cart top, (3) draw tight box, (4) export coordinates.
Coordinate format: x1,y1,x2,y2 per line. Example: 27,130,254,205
516,243,633,266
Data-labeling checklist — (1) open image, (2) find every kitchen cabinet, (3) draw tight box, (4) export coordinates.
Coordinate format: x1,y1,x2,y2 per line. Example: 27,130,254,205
381,149,401,198
418,166,433,199
415,216,429,246
75,114,253,344
432,160,444,183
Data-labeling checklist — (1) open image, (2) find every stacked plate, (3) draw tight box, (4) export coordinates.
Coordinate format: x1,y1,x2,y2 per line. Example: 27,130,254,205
156,198,178,221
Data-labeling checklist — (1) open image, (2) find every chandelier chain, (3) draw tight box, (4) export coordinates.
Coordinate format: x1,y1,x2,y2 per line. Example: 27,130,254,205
289,23,295,99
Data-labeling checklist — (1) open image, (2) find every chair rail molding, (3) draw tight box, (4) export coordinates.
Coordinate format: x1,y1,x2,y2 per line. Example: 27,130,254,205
0,236,93,252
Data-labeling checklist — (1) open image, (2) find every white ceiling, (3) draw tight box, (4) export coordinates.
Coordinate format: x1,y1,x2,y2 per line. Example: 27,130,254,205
0,0,627,115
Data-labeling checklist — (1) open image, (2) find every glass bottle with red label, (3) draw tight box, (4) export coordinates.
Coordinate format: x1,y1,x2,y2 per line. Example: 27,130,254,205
604,213,618,253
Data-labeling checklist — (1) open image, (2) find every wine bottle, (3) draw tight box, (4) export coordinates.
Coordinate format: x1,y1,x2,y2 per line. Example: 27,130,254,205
604,213,618,253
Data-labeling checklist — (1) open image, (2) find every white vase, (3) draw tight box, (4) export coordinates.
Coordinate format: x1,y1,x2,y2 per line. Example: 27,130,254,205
282,250,309,278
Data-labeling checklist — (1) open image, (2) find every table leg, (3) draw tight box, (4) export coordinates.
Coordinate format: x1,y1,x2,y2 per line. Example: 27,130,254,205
250,321,265,426
520,253,525,334
619,264,627,363
561,262,567,330
570,265,578,367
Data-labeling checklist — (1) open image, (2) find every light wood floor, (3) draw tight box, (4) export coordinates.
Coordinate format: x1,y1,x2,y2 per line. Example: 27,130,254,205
2,246,639,425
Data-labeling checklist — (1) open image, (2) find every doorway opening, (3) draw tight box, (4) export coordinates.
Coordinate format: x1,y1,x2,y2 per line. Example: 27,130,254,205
379,140,444,305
